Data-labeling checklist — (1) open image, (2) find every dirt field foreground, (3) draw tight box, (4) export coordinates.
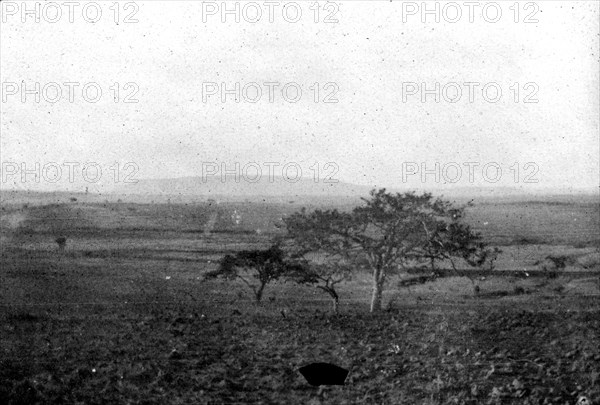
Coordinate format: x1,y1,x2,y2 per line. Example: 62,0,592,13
1,199,598,404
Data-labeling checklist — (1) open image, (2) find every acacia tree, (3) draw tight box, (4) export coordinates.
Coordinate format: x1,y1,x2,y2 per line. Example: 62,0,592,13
285,189,493,312
281,218,357,313
205,244,303,303
287,260,354,314
283,208,366,313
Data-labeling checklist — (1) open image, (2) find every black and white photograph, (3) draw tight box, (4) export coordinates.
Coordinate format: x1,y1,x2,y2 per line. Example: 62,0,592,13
1,1,599,403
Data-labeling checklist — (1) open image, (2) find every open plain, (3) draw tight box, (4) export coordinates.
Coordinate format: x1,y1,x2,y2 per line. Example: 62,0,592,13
1,192,599,404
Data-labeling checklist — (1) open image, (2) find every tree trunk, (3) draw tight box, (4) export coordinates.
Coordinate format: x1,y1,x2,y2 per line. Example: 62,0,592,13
370,285,383,312
332,295,339,314
317,285,340,314
255,283,266,303
370,268,384,312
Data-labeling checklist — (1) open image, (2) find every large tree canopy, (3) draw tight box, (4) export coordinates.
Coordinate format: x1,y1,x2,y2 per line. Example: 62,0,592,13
284,189,493,312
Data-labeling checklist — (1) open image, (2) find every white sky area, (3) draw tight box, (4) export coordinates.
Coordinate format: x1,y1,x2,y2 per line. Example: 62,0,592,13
0,1,599,192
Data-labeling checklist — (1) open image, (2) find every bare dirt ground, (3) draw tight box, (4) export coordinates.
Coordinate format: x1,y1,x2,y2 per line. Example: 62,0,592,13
1,200,598,404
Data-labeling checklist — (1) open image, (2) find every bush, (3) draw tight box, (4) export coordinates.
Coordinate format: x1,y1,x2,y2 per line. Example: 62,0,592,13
536,255,574,279
577,252,600,269
513,286,526,295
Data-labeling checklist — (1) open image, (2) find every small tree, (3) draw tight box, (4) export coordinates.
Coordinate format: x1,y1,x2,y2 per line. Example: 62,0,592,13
55,237,67,251
281,226,356,314
204,244,302,303
288,262,352,314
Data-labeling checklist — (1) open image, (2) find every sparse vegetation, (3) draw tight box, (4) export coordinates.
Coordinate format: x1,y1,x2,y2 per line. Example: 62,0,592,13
0,195,598,404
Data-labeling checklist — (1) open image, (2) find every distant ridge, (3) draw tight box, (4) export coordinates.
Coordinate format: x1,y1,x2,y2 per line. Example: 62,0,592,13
111,176,597,200
113,176,374,197
2,177,596,203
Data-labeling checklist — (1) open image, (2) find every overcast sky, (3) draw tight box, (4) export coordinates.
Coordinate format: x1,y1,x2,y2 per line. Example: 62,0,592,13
1,1,598,192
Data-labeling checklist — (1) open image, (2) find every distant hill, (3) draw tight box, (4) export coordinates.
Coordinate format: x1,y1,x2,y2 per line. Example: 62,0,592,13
2,177,596,205
112,176,375,197
111,176,597,200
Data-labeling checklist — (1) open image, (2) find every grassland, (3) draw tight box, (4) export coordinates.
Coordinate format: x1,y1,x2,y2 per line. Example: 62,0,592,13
1,196,599,404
